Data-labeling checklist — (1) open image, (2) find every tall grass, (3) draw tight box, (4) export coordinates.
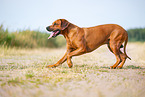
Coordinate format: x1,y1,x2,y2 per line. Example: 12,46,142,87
0,24,66,48
1,24,145,48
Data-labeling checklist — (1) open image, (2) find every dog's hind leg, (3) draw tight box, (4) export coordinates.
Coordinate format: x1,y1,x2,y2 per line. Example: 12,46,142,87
117,50,127,69
107,39,123,53
117,37,131,69
109,41,122,69
107,39,113,53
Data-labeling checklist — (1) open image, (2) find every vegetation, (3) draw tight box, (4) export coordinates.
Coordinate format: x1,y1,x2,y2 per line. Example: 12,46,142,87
128,28,145,42
0,24,145,49
0,24,66,48
0,43,145,97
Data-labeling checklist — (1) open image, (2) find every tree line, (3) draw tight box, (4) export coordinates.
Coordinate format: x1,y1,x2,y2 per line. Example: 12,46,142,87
127,28,145,42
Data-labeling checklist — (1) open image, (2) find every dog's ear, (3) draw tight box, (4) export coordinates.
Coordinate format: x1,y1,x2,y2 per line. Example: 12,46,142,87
60,19,70,30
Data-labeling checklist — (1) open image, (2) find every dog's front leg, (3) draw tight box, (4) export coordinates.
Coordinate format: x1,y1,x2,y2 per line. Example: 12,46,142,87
46,52,67,68
67,48,86,68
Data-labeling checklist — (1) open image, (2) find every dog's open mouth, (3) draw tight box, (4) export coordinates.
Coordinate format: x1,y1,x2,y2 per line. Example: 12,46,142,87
48,30,60,39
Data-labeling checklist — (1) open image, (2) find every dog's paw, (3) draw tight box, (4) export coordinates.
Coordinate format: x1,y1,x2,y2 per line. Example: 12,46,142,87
46,65,56,68
109,66,116,69
116,66,123,69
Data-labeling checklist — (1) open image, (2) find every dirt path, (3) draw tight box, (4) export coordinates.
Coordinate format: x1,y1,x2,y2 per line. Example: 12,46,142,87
0,43,145,97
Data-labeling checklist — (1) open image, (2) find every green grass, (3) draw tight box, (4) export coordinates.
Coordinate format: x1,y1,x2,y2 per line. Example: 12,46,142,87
0,24,66,48
98,69,109,72
125,65,142,69
25,73,35,79
7,77,24,86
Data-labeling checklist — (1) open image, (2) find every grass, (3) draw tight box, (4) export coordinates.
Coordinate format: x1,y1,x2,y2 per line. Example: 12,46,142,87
0,24,66,48
25,73,35,79
125,65,142,69
98,69,109,72
0,43,145,97
7,77,24,86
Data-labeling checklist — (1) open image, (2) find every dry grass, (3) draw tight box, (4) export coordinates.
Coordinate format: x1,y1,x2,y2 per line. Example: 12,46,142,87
0,43,145,97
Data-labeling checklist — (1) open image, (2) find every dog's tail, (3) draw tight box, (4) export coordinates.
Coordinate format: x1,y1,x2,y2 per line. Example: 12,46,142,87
123,36,131,60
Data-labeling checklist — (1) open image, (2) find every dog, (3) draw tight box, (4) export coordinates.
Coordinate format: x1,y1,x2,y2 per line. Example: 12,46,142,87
46,19,131,69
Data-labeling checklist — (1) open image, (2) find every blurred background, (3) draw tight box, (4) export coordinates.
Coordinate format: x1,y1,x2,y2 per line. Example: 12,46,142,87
0,0,145,48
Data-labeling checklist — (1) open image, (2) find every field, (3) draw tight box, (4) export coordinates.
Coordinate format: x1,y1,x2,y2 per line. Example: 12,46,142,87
0,43,145,97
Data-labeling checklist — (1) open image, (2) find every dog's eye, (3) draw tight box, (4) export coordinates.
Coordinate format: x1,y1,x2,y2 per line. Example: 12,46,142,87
54,23,58,25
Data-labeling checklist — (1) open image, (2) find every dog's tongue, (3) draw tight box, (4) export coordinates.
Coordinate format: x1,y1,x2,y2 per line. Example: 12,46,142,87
48,33,55,39
48,31,60,39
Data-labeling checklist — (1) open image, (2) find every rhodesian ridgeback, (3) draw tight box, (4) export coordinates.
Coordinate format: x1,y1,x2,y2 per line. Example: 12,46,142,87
46,19,131,69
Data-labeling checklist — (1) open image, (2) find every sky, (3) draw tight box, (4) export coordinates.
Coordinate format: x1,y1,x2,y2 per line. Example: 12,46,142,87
0,0,145,32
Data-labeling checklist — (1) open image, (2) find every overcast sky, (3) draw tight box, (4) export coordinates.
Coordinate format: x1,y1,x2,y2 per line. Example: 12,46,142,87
0,0,145,32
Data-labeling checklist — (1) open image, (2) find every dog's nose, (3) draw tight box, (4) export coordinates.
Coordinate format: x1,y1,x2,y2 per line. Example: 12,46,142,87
46,26,50,31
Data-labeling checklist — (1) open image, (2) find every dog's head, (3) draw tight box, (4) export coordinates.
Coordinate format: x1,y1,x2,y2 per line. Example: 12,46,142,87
46,19,70,39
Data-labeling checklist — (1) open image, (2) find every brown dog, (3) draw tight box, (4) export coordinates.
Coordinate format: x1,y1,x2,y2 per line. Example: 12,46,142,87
46,19,131,69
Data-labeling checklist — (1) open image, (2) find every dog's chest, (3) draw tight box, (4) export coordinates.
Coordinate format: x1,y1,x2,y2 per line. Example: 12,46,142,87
66,37,78,49
66,35,83,49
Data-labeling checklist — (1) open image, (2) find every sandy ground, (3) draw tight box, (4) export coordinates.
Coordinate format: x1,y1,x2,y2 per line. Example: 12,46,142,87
0,43,145,97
